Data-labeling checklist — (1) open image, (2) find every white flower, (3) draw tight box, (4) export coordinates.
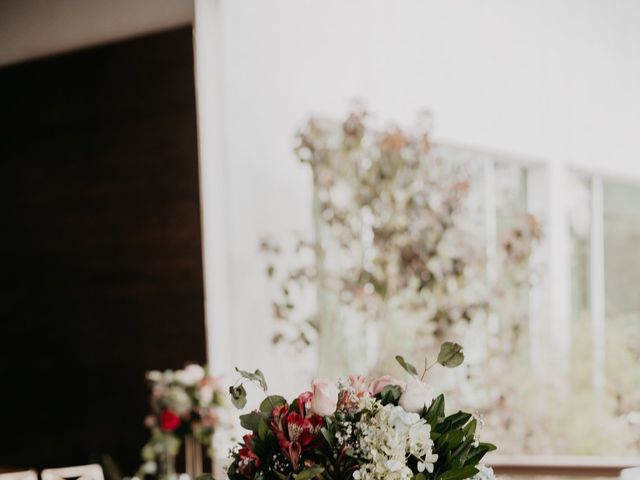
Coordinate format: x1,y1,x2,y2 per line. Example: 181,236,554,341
175,364,205,386
472,465,496,480
142,462,157,474
399,378,434,413
418,452,439,473
164,386,192,415
355,402,437,480
310,378,339,416
385,460,403,472
146,370,162,382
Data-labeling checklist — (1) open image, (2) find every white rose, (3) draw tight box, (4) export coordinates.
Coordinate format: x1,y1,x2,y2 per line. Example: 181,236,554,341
175,364,205,386
399,378,434,413
310,378,339,416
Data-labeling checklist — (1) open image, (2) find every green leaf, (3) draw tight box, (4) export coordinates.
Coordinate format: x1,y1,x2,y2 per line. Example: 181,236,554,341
235,368,269,391
254,369,268,390
293,467,324,480
320,427,334,448
437,466,478,480
424,394,445,428
452,435,475,465
395,355,418,376
437,342,464,368
464,442,497,466
258,416,269,441
412,474,426,480
463,419,477,437
239,411,263,431
379,384,403,405
259,395,287,414
446,430,465,449
229,384,247,409
436,411,472,433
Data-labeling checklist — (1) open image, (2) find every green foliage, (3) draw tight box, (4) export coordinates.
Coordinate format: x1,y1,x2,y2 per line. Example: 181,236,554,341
293,467,325,480
239,411,265,431
260,395,287,413
379,384,403,405
396,355,419,376
423,395,495,480
437,343,465,368
229,384,247,409
235,367,268,391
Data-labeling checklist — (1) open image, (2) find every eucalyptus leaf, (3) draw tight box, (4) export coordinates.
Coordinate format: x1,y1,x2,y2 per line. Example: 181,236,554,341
239,411,263,431
234,367,255,379
395,355,418,376
259,395,287,413
235,367,269,391
229,384,247,409
254,369,268,391
437,342,464,368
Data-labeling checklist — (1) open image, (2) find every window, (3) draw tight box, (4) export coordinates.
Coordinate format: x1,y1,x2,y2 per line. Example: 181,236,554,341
568,173,640,454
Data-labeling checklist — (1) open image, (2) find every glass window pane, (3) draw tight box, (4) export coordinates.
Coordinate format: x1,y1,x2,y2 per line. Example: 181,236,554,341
603,180,640,428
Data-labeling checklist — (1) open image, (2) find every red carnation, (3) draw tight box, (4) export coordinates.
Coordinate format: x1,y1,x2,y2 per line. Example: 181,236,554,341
160,410,181,432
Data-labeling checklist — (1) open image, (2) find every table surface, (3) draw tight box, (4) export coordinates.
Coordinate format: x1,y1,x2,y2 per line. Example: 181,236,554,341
487,455,640,477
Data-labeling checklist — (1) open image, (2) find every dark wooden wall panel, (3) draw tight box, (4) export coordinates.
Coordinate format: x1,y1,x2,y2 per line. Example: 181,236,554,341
0,28,206,475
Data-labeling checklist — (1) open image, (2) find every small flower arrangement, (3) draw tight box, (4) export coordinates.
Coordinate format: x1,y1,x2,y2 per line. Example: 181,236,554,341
227,343,495,480
139,364,226,477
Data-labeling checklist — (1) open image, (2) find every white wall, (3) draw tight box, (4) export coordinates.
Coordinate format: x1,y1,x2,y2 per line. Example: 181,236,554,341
0,0,193,67
194,0,640,396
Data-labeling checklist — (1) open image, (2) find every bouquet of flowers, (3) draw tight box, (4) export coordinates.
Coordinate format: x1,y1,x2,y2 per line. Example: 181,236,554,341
227,343,495,480
139,364,226,478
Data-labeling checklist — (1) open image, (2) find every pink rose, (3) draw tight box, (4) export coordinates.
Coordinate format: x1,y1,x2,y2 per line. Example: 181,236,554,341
399,378,434,413
310,378,339,416
369,375,406,396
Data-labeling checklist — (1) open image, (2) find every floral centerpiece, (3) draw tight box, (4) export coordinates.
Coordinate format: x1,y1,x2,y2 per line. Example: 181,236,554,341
139,364,226,480
226,343,496,480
